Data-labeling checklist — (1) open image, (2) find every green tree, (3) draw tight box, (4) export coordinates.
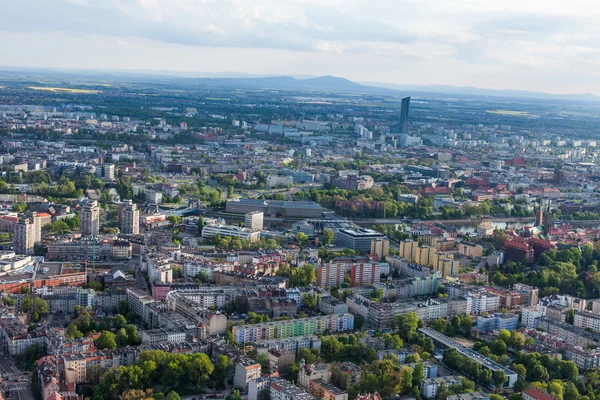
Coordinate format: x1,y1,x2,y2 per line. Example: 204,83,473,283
412,363,425,387
212,355,232,386
322,229,334,246
400,366,413,394
119,300,129,315
365,348,377,363
125,324,140,345
288,363,300,382
302,293,317,309
197,216,204,235
512,364,527,380
295,232,309,247
66,322,83,339
166,392,181,400
395,312,419,338
12,202,27,213
494,370,507,390
115,314,127,329
22,296,48,317
490,339,507,356
497,329,511,344
116,328,129,347
96,331,118,350
2,297,15,306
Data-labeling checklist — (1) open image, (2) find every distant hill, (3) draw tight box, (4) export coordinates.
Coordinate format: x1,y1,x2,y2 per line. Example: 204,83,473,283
187,75,383,94
359,81,600,102
1,66,598,101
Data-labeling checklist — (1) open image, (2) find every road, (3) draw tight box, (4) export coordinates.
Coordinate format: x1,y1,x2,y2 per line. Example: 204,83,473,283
0,356,34,400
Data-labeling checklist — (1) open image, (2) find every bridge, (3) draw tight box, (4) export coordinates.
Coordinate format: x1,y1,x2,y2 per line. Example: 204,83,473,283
145,200,205,217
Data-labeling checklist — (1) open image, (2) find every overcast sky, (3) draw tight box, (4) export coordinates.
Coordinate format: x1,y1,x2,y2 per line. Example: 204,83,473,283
1,0,599,94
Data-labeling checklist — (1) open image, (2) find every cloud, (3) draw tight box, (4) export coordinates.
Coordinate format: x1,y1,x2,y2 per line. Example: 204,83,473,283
1,0,600,93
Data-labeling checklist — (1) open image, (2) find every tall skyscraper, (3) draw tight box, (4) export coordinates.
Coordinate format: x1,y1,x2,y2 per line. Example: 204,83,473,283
14,218,35,255
80,200,100,236
119,200,140,235
390,96,411,135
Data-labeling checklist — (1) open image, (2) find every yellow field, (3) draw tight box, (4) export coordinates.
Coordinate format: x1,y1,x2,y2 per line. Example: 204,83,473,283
28,86,100,94
486,110,530,116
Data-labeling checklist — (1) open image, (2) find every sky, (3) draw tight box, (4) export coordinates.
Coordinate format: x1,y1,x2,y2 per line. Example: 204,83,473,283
1,0,600,94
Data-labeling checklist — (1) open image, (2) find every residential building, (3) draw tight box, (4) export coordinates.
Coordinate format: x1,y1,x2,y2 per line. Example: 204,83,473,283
270,377,315,400
268,349,295,375
447,393,490,400
14,217,35,255
522,306,545,328
458,242,483,258
118,201,140,235
522,388,558,400
80,200,99,236
318,296,349,315
399,240,419,261
574,311,600,333
298,360,331,390
514,283,539,307
245,211,264,231
317,262,345,287
350,262,381,287
476,313,519,333
370,239,389,259
233,357,262,390
232,314,354,344
146,190,163,204
420,376,462,399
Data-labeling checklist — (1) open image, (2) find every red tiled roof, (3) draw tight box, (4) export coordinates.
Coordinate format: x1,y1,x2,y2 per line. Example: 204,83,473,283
523,388,556,400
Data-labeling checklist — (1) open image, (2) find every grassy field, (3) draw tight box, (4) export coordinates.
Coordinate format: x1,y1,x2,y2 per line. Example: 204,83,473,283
486,109,531,116
28,86,100,94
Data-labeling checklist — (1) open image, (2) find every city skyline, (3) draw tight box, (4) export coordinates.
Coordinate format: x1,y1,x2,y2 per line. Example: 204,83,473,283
2,0,600,94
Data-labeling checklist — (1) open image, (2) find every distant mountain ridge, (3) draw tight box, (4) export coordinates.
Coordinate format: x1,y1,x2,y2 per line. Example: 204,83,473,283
0,66,598,101
187,75,376,93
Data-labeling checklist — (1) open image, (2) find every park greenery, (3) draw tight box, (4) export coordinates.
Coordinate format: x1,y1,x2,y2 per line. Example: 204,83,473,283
92,350,232,400
490,244,600,298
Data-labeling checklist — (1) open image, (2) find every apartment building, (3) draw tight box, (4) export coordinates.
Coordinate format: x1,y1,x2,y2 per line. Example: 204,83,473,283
14,217,36,255
80,200,100,236
245,211,264,231
270,377,315,400
233,356,262,390
370,239,389,259
458,242,484,258
317,262,346,287
350,262,381,287
118,200,140,235
399,240,418,261
0,311,49,355
232,314,354,344
535,316,600,348
476,313,519,333
574,311,600,333
420,376,463,399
